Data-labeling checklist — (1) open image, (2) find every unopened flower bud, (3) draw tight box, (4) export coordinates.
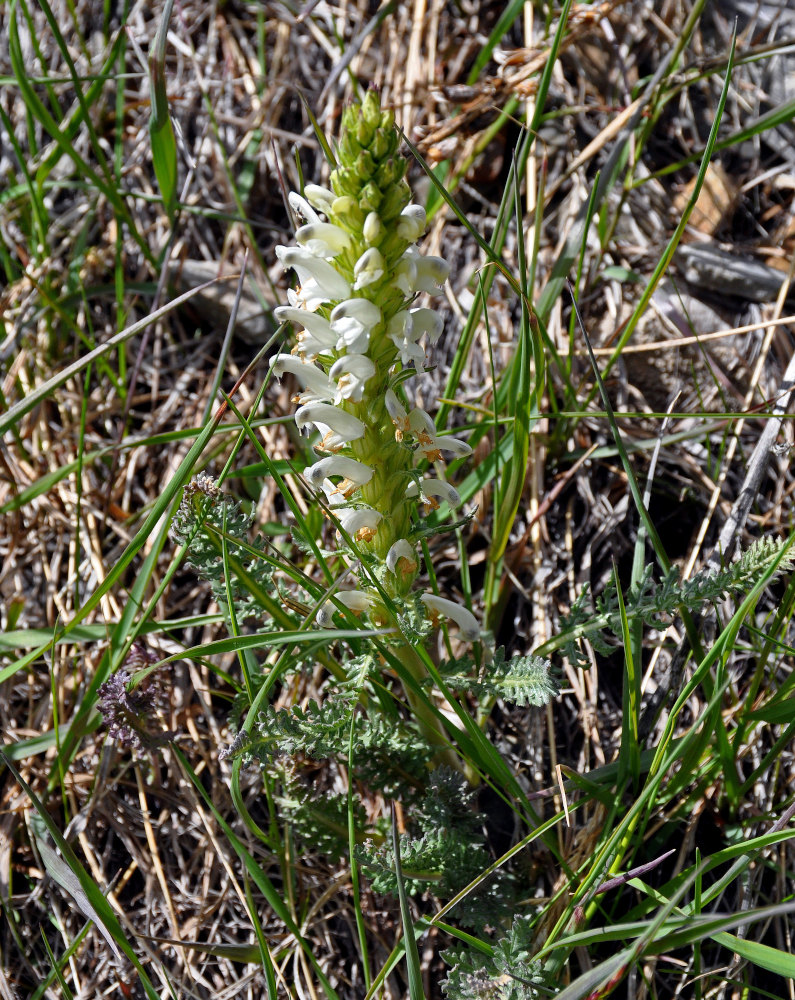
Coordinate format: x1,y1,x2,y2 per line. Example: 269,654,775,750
363,211,385,245
360,181,382,212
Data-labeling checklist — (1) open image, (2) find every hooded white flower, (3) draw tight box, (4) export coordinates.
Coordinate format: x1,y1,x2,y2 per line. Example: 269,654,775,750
304,455,374,495
317,589,374,628
406,478,462,510
407,408,472,461
303,184,335,216
390,334,425,368
408,307,443,345
397,204,427,242
330,354,376,403
274,306,338,357
413,252,450,293
294,402,366,451
336,506,383,541
276,246,351,309
330,298,381,354
353,247,386,290
385,388,410,440
386,539,418,575
296,222,352,258
420,593,480,642
270,354,333,402
393,246,449,295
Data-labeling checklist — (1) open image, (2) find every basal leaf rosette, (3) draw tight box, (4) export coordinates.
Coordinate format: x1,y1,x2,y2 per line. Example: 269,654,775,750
271,91,478,645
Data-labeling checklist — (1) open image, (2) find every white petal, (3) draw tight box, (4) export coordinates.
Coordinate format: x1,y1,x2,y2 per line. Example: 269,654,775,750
275,306,337,359
305,456,374,492
294,403,366,449
384,388,407,422
408,307,443,344
407,407,436,436
413,254,450,293
387,310,414,338
363,212,384,245
330,354,376,403
390,334,425,367
353,247,385,290
296,222,352,258
407,478,462,508
276,246,351,306
397,204,427,241
319,590,373,626
331,298,381,353
336,590,373,613
303,184,335,215
288,192,321,224
420,593,480,641
337,506,383,540
435,435,472,458
270,354,333,401
393,252,418,295
386,539,418,574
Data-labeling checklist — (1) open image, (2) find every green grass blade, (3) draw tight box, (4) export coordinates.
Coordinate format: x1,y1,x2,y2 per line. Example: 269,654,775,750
148,0,178,220
391,806,426,1000
712,932,795,979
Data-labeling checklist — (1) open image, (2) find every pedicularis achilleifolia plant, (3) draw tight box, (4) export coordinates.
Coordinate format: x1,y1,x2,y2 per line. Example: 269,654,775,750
270,89,478,647
172,91,557,940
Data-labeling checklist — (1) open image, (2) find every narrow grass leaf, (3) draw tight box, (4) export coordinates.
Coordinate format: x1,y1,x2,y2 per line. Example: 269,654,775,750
712,932,795,979
392,805,426,1000
148,0,178,220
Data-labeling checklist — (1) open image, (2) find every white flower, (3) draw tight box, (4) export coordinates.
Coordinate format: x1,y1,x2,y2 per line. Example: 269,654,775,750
304,455,374,496
413,252,450,293
296,222,352,258
386,539,418,574
294,402,366,451
420,593,480,642
274,306,338,357
318,478,345,508
406,478,462,510
336,506,383,541
397,204,427,242
288,191,321,224
303,184,335,216
270,354,333,402
385,388,410,439
408,307,443,345
394,246,449,295
389,330,425,367
318,589,373,628
353,247,385,289
330,298,381,354
393,252,417,295
407,408,471,460
330,354,376,403
276,246,351,309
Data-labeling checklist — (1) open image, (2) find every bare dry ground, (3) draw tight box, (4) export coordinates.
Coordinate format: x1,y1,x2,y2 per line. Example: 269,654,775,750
2,1,795,998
